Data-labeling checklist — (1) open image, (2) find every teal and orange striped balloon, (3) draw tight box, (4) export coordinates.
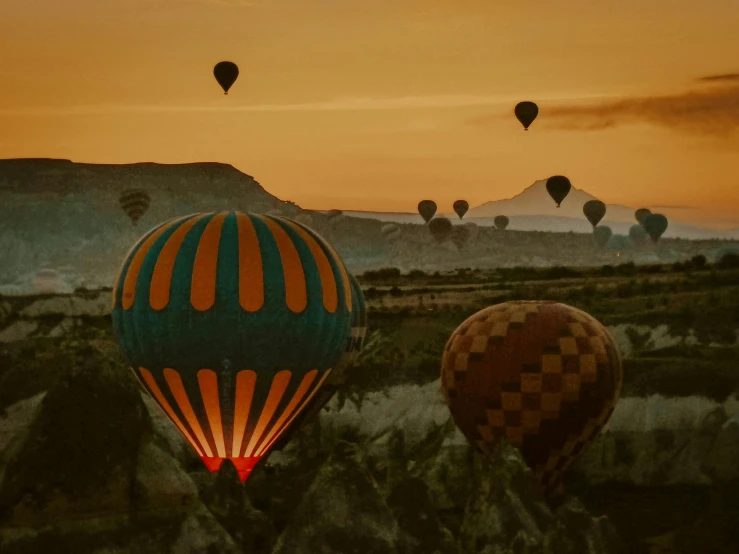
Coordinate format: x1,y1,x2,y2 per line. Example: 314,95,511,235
271,273,367,451
111,211,353,481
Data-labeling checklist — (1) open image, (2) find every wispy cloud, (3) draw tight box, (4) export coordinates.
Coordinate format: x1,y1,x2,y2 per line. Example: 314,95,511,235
651,205,698,210
0,93,621,117
469,77,739,137
696,73,739,83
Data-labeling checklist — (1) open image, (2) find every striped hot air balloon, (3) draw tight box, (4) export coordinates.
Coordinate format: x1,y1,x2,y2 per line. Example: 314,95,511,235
272,273,367,450
119,189,151,225
111,211,353,482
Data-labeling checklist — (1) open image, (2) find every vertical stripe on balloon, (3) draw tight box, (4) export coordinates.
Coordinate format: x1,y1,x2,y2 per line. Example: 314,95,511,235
231,370,257,457
254,369,318,456
112,220,168,309
302,227,352,311
139,367,204,457
275,218,338,313
253,215,307,313
236,213,265,312
163,368,214,458
191,212,227,311
149,214,208,310
261,369,333,455
197,369,227,459
122,217,189,310
243,370,292,457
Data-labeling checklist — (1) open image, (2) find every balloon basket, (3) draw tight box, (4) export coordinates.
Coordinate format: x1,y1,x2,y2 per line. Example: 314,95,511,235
201,456,261,482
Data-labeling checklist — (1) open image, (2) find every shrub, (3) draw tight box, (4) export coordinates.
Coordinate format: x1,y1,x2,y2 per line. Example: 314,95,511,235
691,254,707,269
717,253,739,270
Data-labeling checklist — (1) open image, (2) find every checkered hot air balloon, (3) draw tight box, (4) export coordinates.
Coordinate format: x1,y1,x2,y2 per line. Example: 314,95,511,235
111,211,353,482
119,189,151,225
440,301,622,494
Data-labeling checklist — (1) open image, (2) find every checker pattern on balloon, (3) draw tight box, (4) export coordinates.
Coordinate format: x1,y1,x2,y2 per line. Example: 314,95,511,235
441,301,622,493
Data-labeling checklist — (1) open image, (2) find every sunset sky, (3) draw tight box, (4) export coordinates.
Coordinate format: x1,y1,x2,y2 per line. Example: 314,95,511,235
1,0,738,226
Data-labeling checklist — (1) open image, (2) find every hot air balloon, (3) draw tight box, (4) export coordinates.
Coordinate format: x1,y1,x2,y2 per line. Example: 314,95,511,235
494,215,509,231
428,217,453,242
214,61,239,95
583,200,606,228
119,189,151,225
546,176,571,208
418,200,437,224
644,214,668,243
463,222,480,242
111,211,353,482
608,234,632,256
514,101,539,131
592,225,612,249
635,209,651,226
453,200,469,220
628,224,648,246
272,273,367,451
440,301,622,494
451,225,470,250
381,223,402,242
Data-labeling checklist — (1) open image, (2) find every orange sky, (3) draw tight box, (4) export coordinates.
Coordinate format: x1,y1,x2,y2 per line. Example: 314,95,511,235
1,0,738,226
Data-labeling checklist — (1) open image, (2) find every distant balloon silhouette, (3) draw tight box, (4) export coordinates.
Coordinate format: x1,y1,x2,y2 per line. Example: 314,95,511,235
451,225,470,250
418,200,437,224
453,200,469,219
644,214,668,243
583,200,606,228
635,209,651,226
428,217,453,242
514,101,539,130
494,215,509,230
592,225,612,249
628,224,648,245
546,176,571,208
608,234,632,254
119,189,150,225
214,61,239,95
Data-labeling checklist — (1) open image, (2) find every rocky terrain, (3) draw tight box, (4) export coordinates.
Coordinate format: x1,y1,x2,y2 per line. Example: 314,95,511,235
1,277,738,553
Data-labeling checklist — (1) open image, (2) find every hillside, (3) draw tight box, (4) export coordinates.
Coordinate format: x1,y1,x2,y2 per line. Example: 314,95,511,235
2,159,738,295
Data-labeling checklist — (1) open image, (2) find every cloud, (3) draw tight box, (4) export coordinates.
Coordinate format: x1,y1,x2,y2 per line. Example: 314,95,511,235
469,80,739,137
696,73,739,83
0,93,618,118
650,205,698,210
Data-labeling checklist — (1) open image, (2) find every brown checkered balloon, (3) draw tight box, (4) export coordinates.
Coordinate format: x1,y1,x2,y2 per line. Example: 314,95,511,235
440,301,622,493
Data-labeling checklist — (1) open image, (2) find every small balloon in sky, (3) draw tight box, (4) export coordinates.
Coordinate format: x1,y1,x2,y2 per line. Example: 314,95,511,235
213,61,239,95
514,101,539,130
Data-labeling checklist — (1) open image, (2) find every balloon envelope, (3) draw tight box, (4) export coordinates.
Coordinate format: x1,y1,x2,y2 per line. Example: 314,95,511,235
644,214,668,242
453,200,469,219
628,224,648,244
514,101,539,130
418,200,437,224
111,211,353,482
451,224,470,250
428,217,453,242
213,61,239,94
635,209,651,226
583,200,606,228
272,273,367,451
494,215,509,230
119,189,150,224
441,301,622,494
546,176,571,207
592,225,612,249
